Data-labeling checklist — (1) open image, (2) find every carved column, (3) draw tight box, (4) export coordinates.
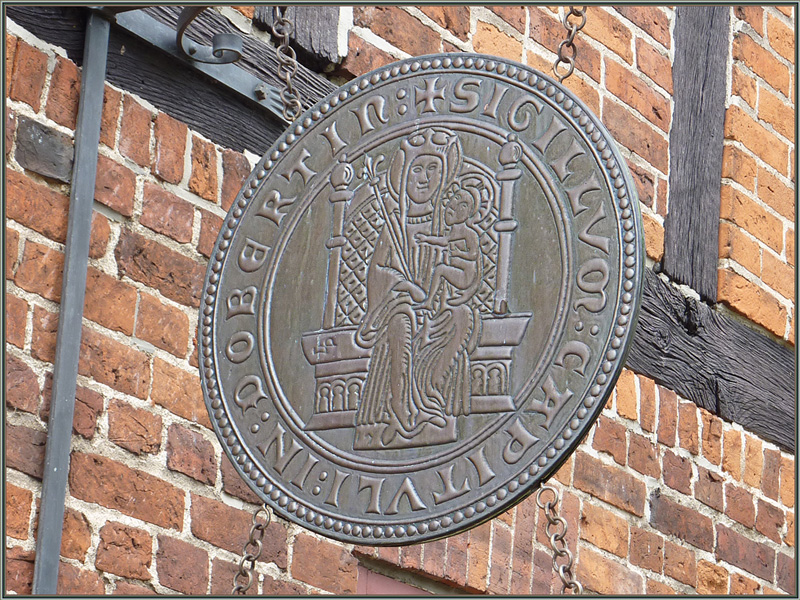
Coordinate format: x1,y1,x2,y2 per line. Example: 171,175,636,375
323,159,354,329
493,135,522,315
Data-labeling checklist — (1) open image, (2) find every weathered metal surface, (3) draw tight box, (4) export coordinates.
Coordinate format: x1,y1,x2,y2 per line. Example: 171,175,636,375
201,54,644,545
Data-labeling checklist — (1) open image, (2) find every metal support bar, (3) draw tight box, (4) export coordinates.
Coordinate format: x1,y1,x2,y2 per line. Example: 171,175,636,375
32,11,110,595
114,9,287,122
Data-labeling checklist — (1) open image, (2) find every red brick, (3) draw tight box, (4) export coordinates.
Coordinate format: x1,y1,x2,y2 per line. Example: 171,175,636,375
743,434,764,487
579,501,628,557
96,522,152,579
119,95,152,167
756,498,784,543
83,267,137,335
605,58,670,132
616,6,670,48
630,526,663,573
262,573,309,595
221,149,251,211
584,7,633,63
40,373,103,439
446,530,470,590
6,355,39,414
677,401,699,454
6,423,46,480
190,494,287,567
422,537,448,582
635,37,672,93
758,167,794,221
552,452,573,486
210,558,258,595
700,410,723,465
734,6,764,36
6,33,17,90
197,208,223,258
467,520,491,591
354,6,440,56
151,358,211,428
717,269,787,337
221,454,261,504
614,368,637,420
725,483,756,527
509,500,534,594
421,6,470,39
6,295,27,351
578,546,644,594
638,376,656,432
732,64,757,109
662,448,692,494
6,226,19,278
720,184,784,253
113,582,156,595
94,154,136,217
767,13,794,63
6,483,32,539
45,56,80,129
140,182,194,243
574,451,646,516
30,305,58,363
529,7,600,83
592,413,626,464
780,455,795,508
10,40,47,110
59,508,92,561
107,399,161,455
695,466,723,512
697,560,728,595
605,99,668,175
777,552,796,594
647,579,676,595
292,533,358,594
487,523,513,594
153,112,187,184
6,546,35,594
116,230,205,308
78,327,150,398
730,572,759,594
725,104,789,176
628,431,660,478
718,222,761,275
657,386,677,447
664,540,696,586
56,562,105,595
135,292,189,357
100,85,121,149
761,251,794,300
650,492,714,551
734,32,791,96
167,424,216,484
627,161,655,209
400,542,423,574
531,548,554,594
70,453,184,528
156,535,208,595
722,430,743,480
716,523,775,580
338,33,395,80
376,545,401,567
562,71,601,116
189,135,218,202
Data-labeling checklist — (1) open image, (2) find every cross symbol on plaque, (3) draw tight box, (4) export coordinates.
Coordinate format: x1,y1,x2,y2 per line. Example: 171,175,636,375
313,337,336,358
415,77,446,113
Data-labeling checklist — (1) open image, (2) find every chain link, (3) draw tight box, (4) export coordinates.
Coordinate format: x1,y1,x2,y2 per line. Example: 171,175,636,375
536,485,584,594
553,6,587,83
232,504,272,595
272,6,303,122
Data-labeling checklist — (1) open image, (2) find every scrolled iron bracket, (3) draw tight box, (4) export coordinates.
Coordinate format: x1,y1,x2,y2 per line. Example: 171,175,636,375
177,6,242,64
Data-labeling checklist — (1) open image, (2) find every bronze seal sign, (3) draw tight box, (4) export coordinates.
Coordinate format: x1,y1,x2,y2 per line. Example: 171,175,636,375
200,53,643,545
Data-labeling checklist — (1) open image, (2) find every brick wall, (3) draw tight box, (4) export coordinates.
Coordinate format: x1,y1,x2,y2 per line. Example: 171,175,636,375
5,6,795,595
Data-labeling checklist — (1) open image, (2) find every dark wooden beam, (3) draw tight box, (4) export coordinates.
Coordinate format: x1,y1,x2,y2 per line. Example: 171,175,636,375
662,6,730,303
254,5,341,72
626,269,796,452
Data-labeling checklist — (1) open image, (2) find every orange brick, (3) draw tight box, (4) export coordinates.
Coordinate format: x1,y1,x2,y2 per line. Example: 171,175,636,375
562,74,600,116
767,13,794,63
639,376,656,433
642,212,664,261
733,32,791,97
677,401,699,455
726,105,790,176
614,368,637,421
758,168,795,221
700,410,722,465
583,7,632,64
776,6,793,18
731,65,757,109
420,6,470,40
647,579,676,595
552,453,573,485
635,38,672,94
9,40,47,111
45,56,81,129
722,144,757,191
354,6,440,57
605,100,668,174
119,95,152,168
616,6,671,49
761,251,794,300
664,541,696,587
720,184,784,253
579,501,628,557
759,84,795,140
743,434,764,487
717,269,787,337
339,34,397,80
731,573,759,595
780,455,795,508
718,222,761,275
787,227,795,265
577,547,643,594
786,511,795,547
697,560,728,595
528,7,601,83
189,135,218,202
6,34,17,90
722,429,742,480
734,6,764,36
473,21,523,62
605,58,670,133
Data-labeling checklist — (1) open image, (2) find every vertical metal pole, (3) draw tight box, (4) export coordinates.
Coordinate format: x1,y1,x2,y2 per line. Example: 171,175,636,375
32,11,110,595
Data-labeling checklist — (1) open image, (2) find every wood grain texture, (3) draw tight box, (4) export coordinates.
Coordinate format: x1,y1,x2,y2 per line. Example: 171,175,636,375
627,269,796,452
254,5,341,71
662,5,730,302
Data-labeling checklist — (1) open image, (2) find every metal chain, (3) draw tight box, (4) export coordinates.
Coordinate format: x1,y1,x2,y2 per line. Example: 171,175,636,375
272,6,303,122
232,504,272,595
536,485,584,594
553,6,587,83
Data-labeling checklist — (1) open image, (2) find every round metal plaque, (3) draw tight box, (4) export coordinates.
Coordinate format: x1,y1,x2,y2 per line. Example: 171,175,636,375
200,53,644,545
